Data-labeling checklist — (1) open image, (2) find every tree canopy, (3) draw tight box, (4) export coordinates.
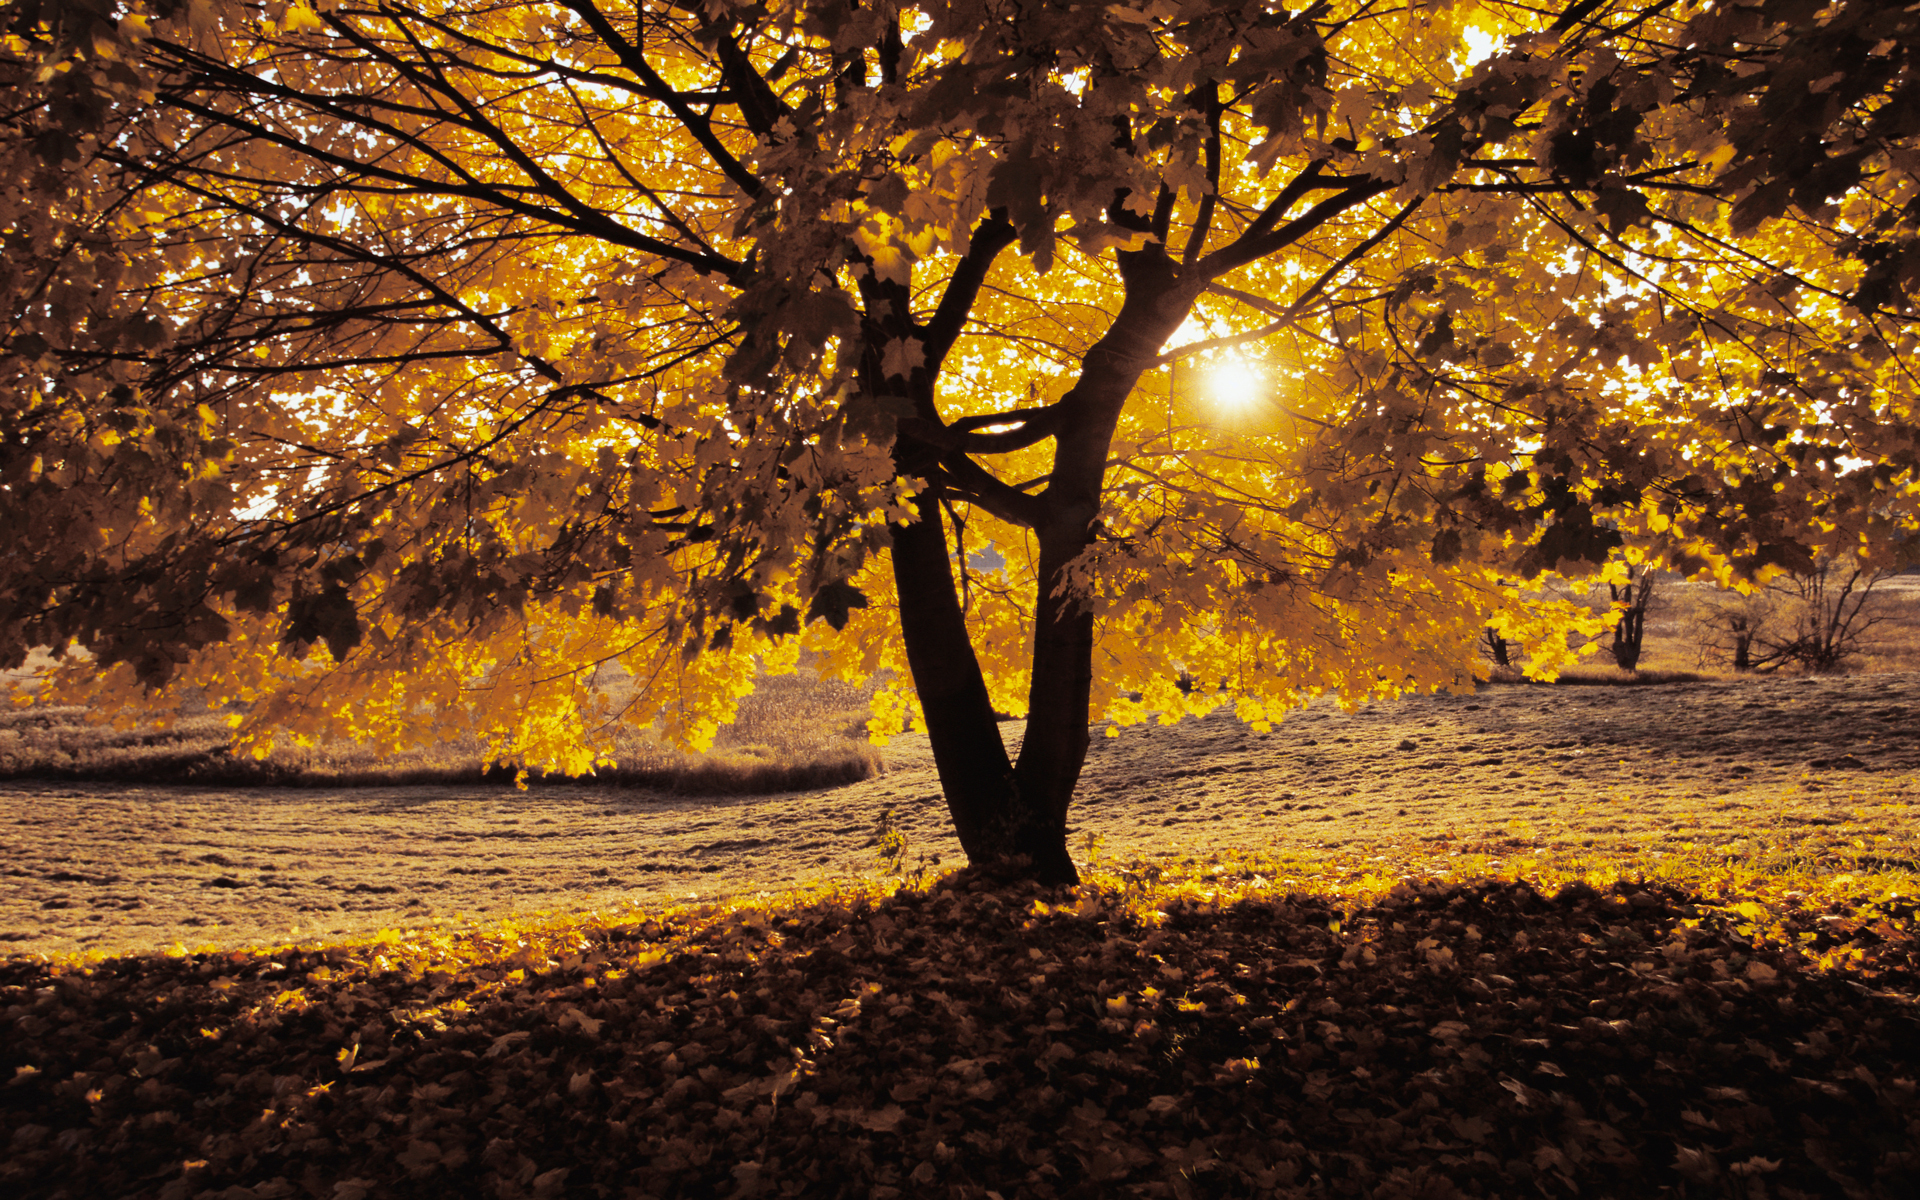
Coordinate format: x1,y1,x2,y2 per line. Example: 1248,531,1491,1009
4,0,1917,880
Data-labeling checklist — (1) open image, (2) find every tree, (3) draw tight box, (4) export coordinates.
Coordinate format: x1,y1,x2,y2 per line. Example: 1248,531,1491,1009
1480,627,1512,670
1688,555,1895,673
1691,588,1769,672
4,0,1918,883
1606,561,1656,671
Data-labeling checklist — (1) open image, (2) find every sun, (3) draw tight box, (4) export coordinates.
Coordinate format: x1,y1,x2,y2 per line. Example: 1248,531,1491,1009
1209,359,1266,410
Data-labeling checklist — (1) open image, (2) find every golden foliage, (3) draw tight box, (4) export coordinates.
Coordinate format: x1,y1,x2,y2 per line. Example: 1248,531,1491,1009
2,0,1915,798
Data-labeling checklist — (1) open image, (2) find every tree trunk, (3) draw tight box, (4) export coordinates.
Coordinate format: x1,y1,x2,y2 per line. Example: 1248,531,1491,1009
887,243,1196,887
888,487,1079,882
1482,628,1511,667
1609,571,1653,670
1008,530,1096,884
1610,605,1644,670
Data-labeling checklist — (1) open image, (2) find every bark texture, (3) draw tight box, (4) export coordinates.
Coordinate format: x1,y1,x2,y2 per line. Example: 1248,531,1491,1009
1610,570,1655,671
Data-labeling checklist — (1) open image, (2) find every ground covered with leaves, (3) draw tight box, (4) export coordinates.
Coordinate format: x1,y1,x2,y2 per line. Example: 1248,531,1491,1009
5,860,1917,1200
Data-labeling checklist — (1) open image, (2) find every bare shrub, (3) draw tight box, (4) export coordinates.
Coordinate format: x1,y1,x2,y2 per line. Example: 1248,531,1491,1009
1753,558,1897,672
1689,588,1776,672
1689,558,1899,673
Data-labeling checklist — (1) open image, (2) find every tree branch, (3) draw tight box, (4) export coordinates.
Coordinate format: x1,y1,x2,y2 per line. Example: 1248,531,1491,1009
1150,184,1177,243
937,453,1047,529
921,211,1017,373
1211,159,1328,255
1200,178,1394,278
1160,195,1422,366
146,52,742,275
899,408,1065,455
1549,0,1611,35
705,15,793,138
561,0,767,198
1182,88,1224,267
950,406,1054,435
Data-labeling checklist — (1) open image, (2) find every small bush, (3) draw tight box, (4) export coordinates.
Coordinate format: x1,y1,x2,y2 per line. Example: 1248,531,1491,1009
1684,558,1906,674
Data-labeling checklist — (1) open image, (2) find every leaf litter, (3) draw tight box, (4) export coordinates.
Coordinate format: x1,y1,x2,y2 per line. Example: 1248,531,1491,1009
3,855,1917,1199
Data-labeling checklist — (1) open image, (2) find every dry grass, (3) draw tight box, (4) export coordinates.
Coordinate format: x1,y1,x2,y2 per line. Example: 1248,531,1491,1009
9,667,1915,961
7,571,1911,790
1846,574,1920,673
0,667,881,794
1481,665,1714,686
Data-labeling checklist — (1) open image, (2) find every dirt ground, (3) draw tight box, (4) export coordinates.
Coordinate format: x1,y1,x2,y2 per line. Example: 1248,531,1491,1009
5,671,1917,960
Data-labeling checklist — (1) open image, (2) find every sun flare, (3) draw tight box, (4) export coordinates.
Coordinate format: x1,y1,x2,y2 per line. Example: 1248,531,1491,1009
1209,360,1266,410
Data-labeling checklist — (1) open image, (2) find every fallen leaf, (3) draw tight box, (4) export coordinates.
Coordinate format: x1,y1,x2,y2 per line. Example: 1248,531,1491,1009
485,1030,530,1057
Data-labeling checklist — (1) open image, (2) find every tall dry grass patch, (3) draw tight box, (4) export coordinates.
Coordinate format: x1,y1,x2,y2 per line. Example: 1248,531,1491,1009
1849,574,1920,673
0,665,883,793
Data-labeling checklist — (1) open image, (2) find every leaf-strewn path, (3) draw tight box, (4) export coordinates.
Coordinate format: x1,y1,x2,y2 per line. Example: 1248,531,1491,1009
6,673,1918,959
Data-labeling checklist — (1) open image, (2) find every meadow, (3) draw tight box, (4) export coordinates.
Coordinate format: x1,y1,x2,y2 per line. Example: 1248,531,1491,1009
3,602,1919,1198
5,667,1918,961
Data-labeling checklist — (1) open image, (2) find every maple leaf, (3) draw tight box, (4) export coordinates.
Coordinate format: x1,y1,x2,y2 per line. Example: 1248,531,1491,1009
878,337,924,382
807,580,869,631
850,1104,908,1132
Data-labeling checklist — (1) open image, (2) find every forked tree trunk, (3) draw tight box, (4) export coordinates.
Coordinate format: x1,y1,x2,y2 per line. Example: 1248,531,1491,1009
1482,627,1511,667
887,497,1093,886
1610,603,1645,670
889,488,1080,883
886,244,1195,887
1609,570,1654,670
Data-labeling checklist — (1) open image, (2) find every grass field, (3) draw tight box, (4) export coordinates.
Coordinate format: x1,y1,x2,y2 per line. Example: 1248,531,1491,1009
4,573,1914,793
7,666,1916,961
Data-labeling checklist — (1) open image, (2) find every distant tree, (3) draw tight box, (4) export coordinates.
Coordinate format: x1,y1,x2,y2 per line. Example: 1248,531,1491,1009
1689,558,1893,673
1480,628,1512,670
1694,595,1768,673
4,0,1918,882
1607,564,1657,671
1728,616,1756,673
